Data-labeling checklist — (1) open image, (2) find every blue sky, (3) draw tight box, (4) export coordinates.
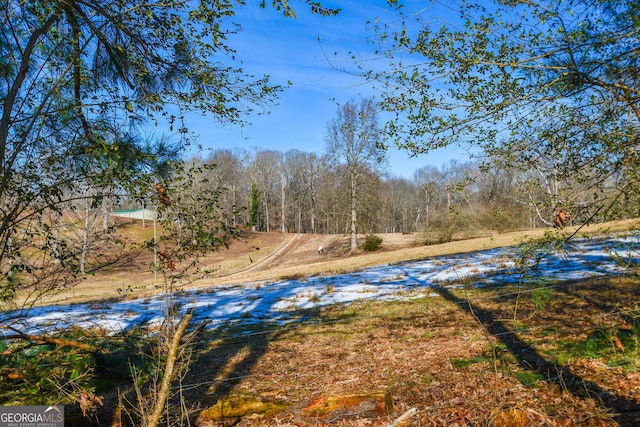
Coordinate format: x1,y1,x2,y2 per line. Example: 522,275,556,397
181,1,470,179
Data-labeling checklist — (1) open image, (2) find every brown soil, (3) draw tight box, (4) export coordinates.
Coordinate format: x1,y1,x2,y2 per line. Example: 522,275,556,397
183,276,640,427
42,218,637,306
19,218,640,426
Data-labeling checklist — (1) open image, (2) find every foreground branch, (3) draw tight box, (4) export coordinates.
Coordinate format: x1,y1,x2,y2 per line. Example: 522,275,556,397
146,312,193,427
1,327,98,352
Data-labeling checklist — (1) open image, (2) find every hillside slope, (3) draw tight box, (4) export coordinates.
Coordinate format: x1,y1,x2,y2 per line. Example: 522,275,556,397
37,218,638,306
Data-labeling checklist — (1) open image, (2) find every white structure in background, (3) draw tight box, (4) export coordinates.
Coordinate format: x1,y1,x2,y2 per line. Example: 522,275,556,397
110,209,157,220
110,208,159,284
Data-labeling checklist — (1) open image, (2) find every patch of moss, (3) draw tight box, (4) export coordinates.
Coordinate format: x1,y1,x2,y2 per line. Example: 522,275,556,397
198,392,288,420
451,355,491,368
301,392,392,418
515,371,545,387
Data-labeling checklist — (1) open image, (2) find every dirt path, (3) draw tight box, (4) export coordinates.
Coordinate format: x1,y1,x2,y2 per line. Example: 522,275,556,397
224,233,304,278
39,218,639,304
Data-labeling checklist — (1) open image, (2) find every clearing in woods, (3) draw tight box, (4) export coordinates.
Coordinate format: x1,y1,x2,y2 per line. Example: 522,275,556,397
20,219,640,426
45,218,633,305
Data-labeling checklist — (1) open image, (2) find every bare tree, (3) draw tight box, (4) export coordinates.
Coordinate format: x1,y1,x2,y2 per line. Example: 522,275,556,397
205,149,248,227
413,165,444,229
326,98,386,251
248,150,283,232
380,177,418,233
304,153,330,234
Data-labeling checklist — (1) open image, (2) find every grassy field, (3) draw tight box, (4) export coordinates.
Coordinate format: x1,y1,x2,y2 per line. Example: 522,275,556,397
6,218,640,426
184,275,640,426
33,217,639,306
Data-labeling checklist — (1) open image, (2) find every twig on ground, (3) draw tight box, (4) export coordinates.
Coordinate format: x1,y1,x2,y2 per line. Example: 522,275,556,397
385,407,418,427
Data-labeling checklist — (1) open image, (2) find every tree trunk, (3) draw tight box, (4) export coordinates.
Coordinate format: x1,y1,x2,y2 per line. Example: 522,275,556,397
310,194,316,234
102,199,109,232
53,213,61,265
280,175,286,233
146,313,192,427
232,184,237,227
81,200,90,275
350,173,357,251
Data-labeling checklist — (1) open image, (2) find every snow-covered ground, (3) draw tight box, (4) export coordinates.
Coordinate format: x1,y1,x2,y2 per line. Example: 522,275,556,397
3,234,640,336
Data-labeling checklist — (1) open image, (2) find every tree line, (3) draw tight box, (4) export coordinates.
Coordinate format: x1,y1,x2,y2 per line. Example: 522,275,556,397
3,0,637,307
117,139,628,242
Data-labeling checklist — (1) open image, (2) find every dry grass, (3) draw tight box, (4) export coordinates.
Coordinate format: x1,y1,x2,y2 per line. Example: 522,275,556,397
12,218,640,425
34,218,638,307
184,276,640,426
